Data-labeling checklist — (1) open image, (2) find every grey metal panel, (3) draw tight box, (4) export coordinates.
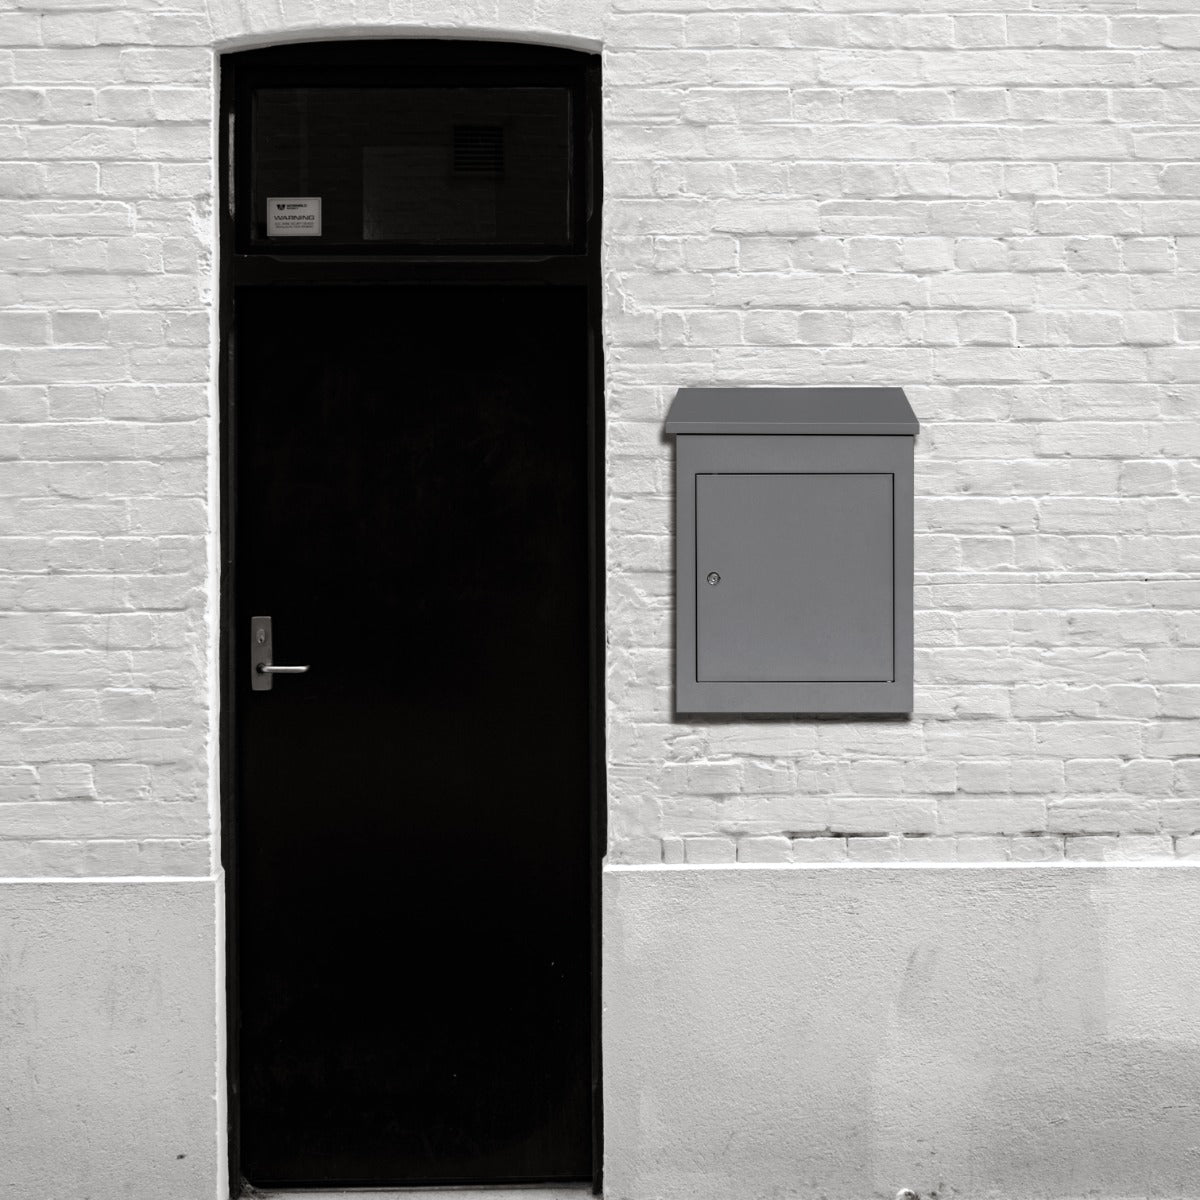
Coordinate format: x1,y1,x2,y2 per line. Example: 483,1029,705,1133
665,387,918,436
674,434,914,714
696,473,893,682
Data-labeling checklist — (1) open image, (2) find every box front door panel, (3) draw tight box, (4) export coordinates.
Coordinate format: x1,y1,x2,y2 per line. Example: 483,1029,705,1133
696,473,894,683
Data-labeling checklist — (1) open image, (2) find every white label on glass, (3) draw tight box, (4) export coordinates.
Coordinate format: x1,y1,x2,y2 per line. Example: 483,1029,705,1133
266,196,322,237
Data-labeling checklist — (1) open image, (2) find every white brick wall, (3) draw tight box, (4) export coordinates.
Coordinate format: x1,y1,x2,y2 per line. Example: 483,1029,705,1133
0,0,214,876
0,0,1197,873
601,2,1200,864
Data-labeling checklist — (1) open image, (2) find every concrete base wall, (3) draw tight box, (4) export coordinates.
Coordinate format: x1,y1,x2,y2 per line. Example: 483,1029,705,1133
8,866,1200,1199
603,863,1200,1200
0,878,221,1200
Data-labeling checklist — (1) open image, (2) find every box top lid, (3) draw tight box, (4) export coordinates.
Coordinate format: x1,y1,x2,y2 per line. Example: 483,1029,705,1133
664,387,919,435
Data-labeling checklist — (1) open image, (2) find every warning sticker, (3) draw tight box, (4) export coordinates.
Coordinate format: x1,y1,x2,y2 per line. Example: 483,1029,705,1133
266,197,322,237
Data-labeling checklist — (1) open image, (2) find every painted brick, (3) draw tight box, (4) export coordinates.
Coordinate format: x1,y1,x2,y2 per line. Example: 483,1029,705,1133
0,0,1195,874
736,836,792,863
789,836,848,864
683,836,737,864
1064,834,1174,861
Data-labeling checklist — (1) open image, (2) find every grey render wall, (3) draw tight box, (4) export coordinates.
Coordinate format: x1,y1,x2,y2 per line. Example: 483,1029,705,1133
0,0,1197,874
604,863,1200,1200
0,880,221,1199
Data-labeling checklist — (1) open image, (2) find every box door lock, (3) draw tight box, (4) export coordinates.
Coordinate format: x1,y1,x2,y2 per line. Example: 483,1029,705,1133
251,616,310,691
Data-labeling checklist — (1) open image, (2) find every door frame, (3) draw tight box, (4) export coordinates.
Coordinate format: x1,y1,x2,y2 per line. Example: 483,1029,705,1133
216,40,605,1196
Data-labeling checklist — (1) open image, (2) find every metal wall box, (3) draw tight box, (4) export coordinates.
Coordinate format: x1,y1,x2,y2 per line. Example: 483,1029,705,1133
666,387,919,714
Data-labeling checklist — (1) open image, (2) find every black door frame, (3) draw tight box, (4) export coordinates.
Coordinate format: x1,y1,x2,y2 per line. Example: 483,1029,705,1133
217,39,605,1196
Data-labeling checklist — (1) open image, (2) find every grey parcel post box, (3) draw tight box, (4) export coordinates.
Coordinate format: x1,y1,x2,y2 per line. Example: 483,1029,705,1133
665,387,919,714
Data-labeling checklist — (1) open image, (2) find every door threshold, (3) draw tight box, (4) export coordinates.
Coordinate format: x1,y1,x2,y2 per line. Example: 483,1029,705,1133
256,1187,595,1199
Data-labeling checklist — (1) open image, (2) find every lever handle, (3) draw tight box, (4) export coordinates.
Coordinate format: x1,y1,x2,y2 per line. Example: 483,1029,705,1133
251,616,309,691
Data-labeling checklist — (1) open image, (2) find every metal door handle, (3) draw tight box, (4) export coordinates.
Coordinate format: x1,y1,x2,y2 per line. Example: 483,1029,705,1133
251,616,309,691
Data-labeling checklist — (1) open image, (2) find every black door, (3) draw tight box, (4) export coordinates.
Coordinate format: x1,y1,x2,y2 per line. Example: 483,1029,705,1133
221,42,601,1192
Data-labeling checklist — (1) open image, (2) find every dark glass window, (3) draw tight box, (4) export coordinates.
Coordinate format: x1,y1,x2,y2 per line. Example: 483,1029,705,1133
251,87,573,250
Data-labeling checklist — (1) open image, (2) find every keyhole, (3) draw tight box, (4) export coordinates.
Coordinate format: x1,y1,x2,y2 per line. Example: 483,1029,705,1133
706,572,721,586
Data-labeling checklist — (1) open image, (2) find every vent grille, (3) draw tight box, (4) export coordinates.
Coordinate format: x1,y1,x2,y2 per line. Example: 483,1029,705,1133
452,125,505,177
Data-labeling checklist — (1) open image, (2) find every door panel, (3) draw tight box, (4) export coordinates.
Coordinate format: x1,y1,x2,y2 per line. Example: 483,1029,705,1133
695,473,893,683
234,284,592,1188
